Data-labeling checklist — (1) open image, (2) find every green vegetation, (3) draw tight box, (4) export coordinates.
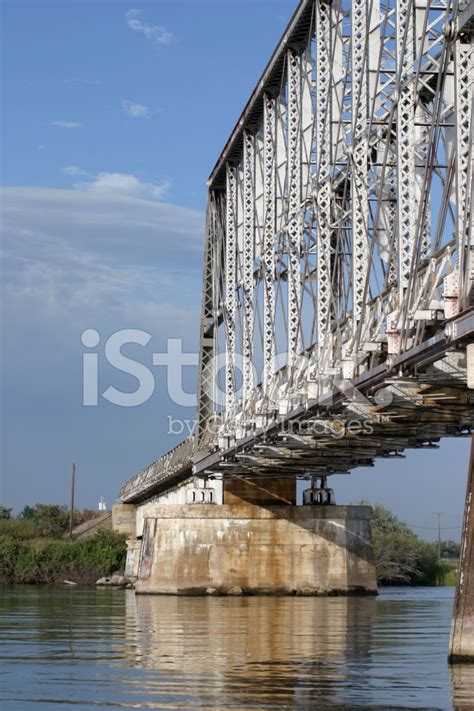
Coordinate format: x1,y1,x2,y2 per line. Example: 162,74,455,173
0,503,126,585
0,529,127,585
0,506,12,520
370,503,459,586
436,564,458,586
19,503,70,538
440,539,461,559
0,503,109,541
0,517,38,540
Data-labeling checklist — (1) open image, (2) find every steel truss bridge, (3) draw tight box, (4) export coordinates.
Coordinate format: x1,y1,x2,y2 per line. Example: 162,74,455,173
119,0,474,505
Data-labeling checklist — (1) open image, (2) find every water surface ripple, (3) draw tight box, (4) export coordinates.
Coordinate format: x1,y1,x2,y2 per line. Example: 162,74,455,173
0,585,473,710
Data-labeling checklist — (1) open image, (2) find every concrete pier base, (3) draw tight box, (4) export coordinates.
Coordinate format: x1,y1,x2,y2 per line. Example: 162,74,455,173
449,436,474,662
134,504,377,596
124,538,142,578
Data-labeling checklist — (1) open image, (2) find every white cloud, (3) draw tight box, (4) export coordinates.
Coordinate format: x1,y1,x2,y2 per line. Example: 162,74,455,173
60,167,170,199
121,100,151,119
126,9,174,45
61,165,89,176
74,172,171,200
1,186,203,328
50,121,82,129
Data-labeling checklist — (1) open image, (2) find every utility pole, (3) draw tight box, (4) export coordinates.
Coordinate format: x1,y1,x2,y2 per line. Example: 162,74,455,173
69,463,76,541
434,512,443,561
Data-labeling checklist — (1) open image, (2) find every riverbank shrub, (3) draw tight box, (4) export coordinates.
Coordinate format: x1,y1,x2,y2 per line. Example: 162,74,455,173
0,504,108,541
0,518,38,540
369,503,458,586
19,503,69,538
434,561,458,586
0,506,12,520
0,529,127,585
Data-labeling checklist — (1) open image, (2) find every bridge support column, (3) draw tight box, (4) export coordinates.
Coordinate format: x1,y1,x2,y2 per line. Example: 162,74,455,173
112,503,141,579
449,436,474,662
111,503,136,536
134,503,377,596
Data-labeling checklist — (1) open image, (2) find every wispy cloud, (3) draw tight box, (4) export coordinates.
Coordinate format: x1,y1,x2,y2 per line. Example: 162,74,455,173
75,171,170,200
121,99,151,119
60,166,170,199
126,9,174,45
1,178,202,511
50,120,82,129
1,185,203,326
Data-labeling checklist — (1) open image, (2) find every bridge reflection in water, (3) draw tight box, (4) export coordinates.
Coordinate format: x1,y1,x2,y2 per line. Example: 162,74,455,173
122,588,473,709
1,586,473,708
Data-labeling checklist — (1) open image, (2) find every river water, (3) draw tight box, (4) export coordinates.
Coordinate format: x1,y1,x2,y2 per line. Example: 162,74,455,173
0,585,473,710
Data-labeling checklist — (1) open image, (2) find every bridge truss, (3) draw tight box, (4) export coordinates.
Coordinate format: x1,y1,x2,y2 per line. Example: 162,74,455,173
120,0,473,504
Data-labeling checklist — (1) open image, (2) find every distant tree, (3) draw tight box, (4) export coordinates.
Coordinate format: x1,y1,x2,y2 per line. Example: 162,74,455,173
369,503,414,537
362,503,439,585
19,503,69,538
440,539,461,559
20,505,38,520
0,506,12,520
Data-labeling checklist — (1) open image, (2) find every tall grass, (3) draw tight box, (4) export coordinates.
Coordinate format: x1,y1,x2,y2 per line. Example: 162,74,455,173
0,529,127,585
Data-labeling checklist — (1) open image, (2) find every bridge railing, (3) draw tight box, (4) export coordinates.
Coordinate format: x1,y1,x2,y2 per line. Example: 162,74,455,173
118,438,195,504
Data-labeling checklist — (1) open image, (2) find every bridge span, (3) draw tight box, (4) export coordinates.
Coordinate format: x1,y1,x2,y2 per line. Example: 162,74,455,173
115,0,474,659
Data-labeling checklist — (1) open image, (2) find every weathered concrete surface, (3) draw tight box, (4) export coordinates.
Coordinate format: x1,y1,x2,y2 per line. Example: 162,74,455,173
135,504,377,596
125,538,142,578
449,436,474,662
112,503,136,536
223,476,296,505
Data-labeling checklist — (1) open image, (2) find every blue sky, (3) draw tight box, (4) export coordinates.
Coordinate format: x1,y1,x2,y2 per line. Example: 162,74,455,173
0,0,469,541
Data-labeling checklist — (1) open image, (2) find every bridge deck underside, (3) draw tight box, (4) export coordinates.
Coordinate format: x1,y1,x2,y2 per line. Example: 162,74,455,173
119,311,474,503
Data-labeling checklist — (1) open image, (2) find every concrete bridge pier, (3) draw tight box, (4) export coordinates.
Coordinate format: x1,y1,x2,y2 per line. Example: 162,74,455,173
122,476,377,596
449,436,474,662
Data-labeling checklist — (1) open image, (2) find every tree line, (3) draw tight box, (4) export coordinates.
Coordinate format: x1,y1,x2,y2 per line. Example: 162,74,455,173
368,503,459,586
0,503,126,585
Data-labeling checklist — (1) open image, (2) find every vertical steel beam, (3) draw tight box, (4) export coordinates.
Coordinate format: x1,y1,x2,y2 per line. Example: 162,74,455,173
225,164,237,420
287,48,302,365
415,101,432,261
263,93,276,391
454,34,474,306
242,130,255,399
396,0,417,293
301,49,314,202
351,0,369,324
316,0,332,349
196,194,218,447
386,196,399,288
